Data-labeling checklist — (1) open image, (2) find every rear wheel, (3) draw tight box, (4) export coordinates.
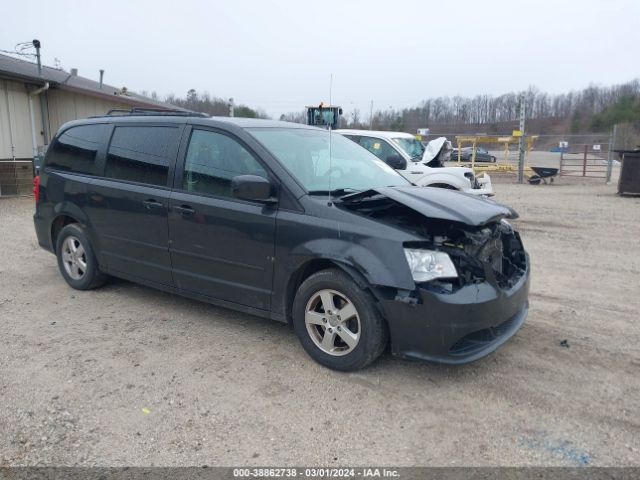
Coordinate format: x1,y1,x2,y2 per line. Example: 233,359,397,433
56,224,107,290
292,269,387,371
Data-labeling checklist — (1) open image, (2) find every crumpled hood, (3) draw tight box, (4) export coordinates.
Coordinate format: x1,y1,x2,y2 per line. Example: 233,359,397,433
422,136,451,163
342,186,518,227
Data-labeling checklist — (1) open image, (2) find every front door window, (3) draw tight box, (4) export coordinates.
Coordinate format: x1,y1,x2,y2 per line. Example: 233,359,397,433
358,137,397,162
183,129,267,197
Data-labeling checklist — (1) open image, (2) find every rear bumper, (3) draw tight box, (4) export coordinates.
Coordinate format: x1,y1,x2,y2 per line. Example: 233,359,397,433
380,256,530,364
34,213,53,252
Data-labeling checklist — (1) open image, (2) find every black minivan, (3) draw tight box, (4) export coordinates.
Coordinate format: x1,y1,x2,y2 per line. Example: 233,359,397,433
33,110,530,371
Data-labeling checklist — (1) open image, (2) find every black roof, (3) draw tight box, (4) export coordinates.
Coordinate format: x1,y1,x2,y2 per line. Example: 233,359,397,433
0,53,179,110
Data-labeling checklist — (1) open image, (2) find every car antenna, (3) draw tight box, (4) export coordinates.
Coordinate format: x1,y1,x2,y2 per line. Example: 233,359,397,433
328,73,334,206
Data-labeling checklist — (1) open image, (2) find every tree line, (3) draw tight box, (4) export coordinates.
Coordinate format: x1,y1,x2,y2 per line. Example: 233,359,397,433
146,80,640,135
345,80,640,133
141,89,269,119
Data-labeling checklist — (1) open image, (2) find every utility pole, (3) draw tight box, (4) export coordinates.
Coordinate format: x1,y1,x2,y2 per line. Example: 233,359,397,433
228,97,235,117
606,124,617,184
517,93,526,184
369,100,374,130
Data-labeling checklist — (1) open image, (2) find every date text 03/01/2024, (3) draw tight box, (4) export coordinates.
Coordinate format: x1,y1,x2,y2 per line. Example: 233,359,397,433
232,467,400,478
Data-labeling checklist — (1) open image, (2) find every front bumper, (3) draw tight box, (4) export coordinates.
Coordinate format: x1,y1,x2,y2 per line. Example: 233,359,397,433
380,256,530,364
463,173,494,196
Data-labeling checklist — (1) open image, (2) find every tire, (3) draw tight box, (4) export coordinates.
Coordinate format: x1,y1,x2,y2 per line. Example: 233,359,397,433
528,175,542,185
292,269,388,371
55,223,107,290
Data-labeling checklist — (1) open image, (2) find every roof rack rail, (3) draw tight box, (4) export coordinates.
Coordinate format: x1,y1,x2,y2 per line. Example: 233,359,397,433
99,107,209,118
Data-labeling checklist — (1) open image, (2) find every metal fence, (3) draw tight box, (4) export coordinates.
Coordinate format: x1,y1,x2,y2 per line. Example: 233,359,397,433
559,142,611,179
0,160,34,196
442,131,617,183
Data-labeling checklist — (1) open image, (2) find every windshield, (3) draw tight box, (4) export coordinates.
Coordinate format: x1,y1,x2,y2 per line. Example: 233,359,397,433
309,109,335,126
391,137,425,160
248,128,408,194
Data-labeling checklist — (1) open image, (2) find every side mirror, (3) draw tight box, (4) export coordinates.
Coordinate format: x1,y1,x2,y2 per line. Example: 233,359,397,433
385,154,407,170
232,175,277,203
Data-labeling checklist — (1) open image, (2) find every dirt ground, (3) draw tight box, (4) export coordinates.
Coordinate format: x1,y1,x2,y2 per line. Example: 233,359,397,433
0,173,639,467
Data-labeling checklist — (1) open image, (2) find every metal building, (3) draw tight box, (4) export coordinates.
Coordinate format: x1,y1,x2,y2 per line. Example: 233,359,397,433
0,53,175,195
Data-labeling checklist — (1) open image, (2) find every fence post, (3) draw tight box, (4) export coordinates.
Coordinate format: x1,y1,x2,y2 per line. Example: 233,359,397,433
606,124,617,184
583,144,588,177
517,93,526,184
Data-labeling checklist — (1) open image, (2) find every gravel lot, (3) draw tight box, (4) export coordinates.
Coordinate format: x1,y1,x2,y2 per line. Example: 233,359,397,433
1,173,639,467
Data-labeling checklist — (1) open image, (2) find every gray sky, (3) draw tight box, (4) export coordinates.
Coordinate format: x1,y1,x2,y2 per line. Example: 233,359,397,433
2,0,638,118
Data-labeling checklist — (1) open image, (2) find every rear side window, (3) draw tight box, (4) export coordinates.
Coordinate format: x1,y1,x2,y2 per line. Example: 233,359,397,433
47,124,109,174
105,126,180,187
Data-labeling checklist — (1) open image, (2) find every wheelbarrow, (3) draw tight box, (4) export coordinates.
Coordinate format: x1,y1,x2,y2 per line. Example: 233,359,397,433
528,167,559,185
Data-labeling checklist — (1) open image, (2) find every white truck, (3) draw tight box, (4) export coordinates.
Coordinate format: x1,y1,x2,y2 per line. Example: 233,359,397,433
335,129,493,196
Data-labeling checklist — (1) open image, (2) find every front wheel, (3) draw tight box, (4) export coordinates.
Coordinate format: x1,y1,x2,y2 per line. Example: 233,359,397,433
292,269,387,371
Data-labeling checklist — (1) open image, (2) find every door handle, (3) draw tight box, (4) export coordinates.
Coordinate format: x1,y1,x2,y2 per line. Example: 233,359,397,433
173,205,196,215
143,199,164,210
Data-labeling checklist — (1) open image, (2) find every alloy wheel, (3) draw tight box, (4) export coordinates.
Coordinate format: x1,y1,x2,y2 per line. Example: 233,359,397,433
61,235,87,280
305,289,361,356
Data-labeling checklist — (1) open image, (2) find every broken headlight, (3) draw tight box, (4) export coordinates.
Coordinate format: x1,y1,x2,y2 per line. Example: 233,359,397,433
403,248,458,283
464,171,475,185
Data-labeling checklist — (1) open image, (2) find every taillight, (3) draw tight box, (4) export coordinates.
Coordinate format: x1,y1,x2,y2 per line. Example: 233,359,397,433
33,175,40,204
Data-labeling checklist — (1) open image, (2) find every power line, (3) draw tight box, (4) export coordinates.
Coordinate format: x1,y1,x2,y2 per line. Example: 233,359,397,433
0,41,38,58
0,49,36,57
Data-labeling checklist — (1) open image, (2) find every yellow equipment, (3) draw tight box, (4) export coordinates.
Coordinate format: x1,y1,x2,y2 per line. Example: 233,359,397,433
454,134,539,176
306,103,343,130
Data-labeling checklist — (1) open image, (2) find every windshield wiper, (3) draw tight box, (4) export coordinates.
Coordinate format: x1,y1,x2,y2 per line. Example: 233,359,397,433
307,188,361,197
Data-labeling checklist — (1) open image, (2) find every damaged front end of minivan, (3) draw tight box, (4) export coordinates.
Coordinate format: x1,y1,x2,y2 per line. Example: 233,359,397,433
338,186,530,364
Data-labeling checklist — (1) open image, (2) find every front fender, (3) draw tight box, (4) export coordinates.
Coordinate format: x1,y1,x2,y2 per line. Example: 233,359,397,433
290,238,415,291
272,234,418,319
415,172,468,190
